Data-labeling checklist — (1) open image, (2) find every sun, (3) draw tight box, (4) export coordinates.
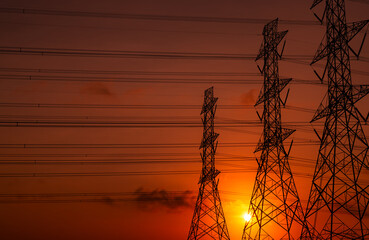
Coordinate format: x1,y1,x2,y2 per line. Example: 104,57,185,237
243,212,252,222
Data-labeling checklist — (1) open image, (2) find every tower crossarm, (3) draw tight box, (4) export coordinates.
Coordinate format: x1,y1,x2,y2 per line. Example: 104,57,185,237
256,30,288,61
311,85,369,122
254,128,295,153
347,20,369,42
311,0,324,9
255,78,292,106
353,85,369,104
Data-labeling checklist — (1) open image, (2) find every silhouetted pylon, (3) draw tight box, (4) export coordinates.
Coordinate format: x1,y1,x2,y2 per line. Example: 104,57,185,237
187,87,231,240
300,0,369,239
242,19,305,240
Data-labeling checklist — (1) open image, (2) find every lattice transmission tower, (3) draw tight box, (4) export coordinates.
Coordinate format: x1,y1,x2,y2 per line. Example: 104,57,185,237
300,0,369,239
242,19,305,240
187,87,230,240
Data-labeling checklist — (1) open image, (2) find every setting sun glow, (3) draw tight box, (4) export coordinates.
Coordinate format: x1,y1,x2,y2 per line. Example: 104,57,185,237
243,213,252,222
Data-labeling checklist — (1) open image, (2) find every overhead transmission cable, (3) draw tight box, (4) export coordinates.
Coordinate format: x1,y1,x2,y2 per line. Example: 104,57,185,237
0,8,319,25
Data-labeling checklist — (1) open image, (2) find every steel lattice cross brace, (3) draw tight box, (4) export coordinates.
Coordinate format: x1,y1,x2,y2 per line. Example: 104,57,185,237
300,1,369,239
242,19,305,240
187,87,230,240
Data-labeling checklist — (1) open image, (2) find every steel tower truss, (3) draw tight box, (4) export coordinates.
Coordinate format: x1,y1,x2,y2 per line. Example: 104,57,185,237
242,19,305,240
188,87,231,240
300,0,369,239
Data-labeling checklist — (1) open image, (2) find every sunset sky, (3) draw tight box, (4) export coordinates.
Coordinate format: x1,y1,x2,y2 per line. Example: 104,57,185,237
0,0,368,239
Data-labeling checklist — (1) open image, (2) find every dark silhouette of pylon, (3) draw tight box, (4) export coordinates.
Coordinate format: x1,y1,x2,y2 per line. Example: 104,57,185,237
242,19,305,240
187,87,231,240
300,0,369,239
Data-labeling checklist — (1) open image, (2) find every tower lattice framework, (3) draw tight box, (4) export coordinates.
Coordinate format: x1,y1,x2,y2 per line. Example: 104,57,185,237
242,19,305,240
300,0,369,239
188,87,230,240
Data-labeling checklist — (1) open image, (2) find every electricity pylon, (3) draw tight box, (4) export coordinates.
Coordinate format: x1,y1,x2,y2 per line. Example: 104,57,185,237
300,1,369,239
188,87,230,240
242,19,305,240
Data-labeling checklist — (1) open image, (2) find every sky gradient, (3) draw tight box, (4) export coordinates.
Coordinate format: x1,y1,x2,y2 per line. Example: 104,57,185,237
0,0,368,239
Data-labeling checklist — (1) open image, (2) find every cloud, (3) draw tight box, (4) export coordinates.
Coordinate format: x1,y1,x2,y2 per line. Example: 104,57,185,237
101,196,115,206
134,188,194,211
80,82,113,96
240,89,259,105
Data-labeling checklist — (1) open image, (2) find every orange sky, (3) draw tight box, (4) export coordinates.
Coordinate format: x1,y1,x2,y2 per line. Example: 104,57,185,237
0,0,368,239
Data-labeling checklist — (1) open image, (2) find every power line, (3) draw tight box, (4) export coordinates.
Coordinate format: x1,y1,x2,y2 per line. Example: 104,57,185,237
0,117,318,125
0,122,253,128
0,20,264,36
0,74,262,84
0,114,316,123
0,46,312,60
0,169,318,178
0,152,200,158
0,102,317,112
0,169,255,178
0,67,261,76
0,74,323,85
0,154,319,169
0,102,247,109
0,157,320,171
0,141,320,149
0,120,330,128
0,158,311,166
0,158,249,165
0,8,319,25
